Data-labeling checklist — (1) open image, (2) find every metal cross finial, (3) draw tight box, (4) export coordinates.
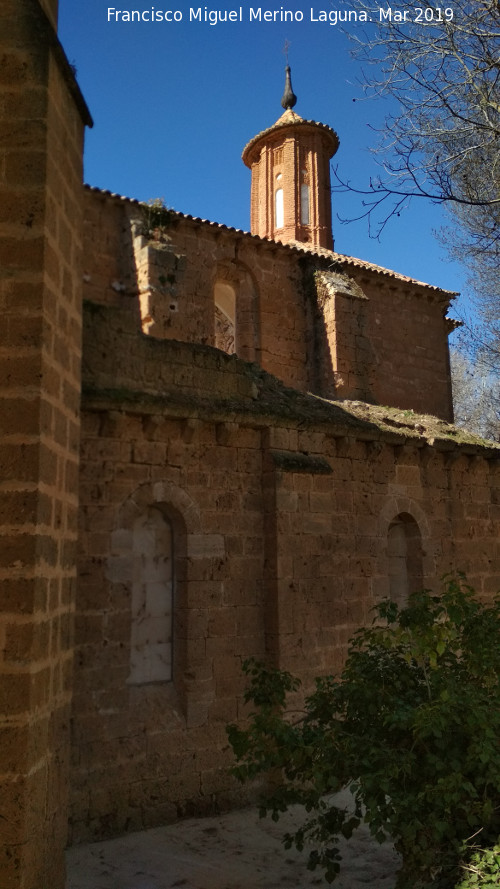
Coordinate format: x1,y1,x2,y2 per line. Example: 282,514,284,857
283,39,291,64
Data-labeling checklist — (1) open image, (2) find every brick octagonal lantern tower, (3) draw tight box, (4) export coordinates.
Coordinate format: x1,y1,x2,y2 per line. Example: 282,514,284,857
242,66,339,250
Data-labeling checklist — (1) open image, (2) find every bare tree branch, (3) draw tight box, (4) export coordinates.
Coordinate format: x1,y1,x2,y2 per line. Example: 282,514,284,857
339,0,500,342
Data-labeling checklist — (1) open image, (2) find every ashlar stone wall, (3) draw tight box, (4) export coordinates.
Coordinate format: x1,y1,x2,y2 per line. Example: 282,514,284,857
70,298,500,843
0,1,90,886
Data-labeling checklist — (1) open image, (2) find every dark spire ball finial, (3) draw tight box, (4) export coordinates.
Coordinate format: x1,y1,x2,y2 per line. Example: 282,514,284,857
281,65,297,111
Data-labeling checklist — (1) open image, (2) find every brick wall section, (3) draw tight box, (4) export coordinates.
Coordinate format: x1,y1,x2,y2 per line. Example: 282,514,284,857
71,406,267,841
82,190,454,420
82,190,141,311
313,265,454,419
82,192,312,392
265,434,500,687
0,2,89,886
313,271,372,400
70,301,500,840
347,269,454,420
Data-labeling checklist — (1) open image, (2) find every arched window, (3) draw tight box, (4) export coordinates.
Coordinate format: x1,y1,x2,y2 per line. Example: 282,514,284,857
214,280,236,354
213,263,260,362
129,506,174,684
387,513,423,606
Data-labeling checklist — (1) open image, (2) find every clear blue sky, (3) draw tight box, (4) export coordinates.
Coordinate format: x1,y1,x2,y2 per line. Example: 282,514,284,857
58,0,469,319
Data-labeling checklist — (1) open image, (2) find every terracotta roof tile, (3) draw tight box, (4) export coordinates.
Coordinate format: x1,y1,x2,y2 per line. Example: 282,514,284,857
241,110,339,166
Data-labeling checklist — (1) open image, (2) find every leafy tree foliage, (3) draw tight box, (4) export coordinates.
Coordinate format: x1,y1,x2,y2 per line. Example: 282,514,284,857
456,840,500,889
227,577,500,888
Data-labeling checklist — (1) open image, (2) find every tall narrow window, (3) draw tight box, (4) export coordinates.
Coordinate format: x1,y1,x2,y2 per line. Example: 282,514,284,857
387,513,423,607
275,187,284,229
129,506,173,684
300,183,310,225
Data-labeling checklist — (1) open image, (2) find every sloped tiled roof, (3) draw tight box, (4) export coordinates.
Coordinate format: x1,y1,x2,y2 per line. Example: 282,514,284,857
242,109,339,166
84,184,457,298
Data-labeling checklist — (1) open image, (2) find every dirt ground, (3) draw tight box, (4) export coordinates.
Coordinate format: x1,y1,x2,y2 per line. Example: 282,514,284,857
66,792,401,889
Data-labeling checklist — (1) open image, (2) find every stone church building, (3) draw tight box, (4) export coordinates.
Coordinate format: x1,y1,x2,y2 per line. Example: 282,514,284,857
1,2,500,887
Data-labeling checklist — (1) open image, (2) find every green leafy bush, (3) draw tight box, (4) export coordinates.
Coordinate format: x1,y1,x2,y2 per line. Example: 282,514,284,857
141,197,173,242
456,841,500,889
227,576,500,888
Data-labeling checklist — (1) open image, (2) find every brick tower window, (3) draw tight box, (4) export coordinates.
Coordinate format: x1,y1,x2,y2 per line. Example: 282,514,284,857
300,183,310,225
275,187,284,229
